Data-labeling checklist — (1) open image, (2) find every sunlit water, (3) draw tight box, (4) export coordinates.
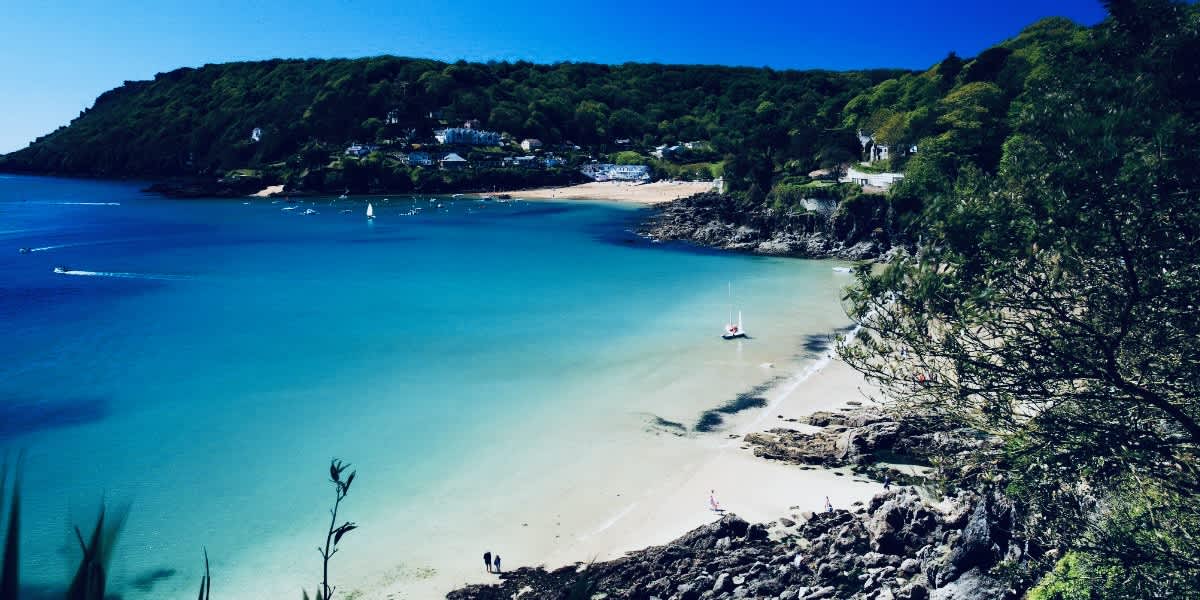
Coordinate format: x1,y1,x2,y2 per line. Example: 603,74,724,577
0,175,854,597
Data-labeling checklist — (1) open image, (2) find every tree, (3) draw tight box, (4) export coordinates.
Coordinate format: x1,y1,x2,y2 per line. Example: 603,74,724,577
841,3,1200,595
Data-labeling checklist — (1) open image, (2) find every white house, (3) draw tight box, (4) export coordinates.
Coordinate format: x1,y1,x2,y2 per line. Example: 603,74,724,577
344,144,375,157
441,128,501,146
841,166,904,190
440,152,468,170
581,163,651,182
520,138,543,152
402,151,434,166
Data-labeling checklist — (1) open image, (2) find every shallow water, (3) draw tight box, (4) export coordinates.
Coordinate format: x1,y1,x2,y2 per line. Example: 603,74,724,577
0,175,855,597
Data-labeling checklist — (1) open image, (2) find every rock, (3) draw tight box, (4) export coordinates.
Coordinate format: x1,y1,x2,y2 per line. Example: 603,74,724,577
779,517,797,527
945,503,993,579
712,573,731,593
804,586,836,599
900,558,921,575
929,567,1007,600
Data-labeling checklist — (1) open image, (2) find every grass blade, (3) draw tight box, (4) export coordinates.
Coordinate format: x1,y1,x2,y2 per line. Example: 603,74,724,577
0,454,20,599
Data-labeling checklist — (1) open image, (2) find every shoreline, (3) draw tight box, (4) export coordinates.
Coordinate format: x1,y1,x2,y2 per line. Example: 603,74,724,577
476,180,717,204
361,344,880,599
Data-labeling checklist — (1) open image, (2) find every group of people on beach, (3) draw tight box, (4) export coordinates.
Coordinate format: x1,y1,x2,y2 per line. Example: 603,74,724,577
482,551,501,574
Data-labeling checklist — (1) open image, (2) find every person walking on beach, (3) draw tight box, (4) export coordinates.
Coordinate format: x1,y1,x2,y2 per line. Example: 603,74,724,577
824,496,833,513
483,551,492,573
883,475,892,491
493,554,502,573
709,489,722,512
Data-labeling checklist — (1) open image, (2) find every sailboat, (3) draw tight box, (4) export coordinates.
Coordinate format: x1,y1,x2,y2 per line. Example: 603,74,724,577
366,202,375,220
722,283,747,339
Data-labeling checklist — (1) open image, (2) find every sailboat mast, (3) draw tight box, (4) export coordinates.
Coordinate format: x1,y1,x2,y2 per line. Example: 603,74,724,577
727,282,733,324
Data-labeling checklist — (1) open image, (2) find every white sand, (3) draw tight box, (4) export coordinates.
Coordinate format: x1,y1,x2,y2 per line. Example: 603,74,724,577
349,359,882,599
252,184,285,197
483,180,716,204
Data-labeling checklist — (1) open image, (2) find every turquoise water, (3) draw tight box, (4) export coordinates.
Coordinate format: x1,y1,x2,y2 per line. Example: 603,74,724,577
0,175,853,597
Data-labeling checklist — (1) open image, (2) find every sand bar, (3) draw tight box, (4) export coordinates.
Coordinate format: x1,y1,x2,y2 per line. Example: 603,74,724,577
252,184,285,197
482,180,716,204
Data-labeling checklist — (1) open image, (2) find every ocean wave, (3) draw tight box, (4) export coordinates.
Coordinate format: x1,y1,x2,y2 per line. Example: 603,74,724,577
28,243,81,252
26,237,148,252
53,269,190,281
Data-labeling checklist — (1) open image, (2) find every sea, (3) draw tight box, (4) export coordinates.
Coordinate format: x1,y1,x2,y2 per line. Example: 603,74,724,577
0,174,856,598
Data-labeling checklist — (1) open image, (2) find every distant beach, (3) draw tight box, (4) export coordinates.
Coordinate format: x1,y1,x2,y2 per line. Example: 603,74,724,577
480,180,717,204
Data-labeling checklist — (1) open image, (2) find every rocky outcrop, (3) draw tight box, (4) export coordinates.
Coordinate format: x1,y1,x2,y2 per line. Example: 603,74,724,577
143,177,272,198
448,488,1037,600
744,407,990,485
640,192,886,259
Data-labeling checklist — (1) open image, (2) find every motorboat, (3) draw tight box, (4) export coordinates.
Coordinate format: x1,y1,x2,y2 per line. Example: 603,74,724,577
303,208,318,215
53,266,69,274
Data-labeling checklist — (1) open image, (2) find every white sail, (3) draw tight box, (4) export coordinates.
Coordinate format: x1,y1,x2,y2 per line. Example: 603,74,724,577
366,203,375,218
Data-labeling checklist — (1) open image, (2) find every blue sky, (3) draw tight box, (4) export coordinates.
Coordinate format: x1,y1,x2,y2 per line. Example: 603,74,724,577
0,0,1107,154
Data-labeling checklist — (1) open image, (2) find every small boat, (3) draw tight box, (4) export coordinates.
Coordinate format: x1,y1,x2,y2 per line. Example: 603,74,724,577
497,194,513,200
452,193,463,198
366,202,375,220
722,283,748,340
832,266,852,273
281,206,299,211
340,209,352,214
303,208,318,215
18,247,31,254
53,266,69,274
723,311,747,340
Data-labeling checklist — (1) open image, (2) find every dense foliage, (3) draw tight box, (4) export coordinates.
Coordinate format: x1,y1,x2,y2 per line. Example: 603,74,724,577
842,1,1200,597
0,58,897,191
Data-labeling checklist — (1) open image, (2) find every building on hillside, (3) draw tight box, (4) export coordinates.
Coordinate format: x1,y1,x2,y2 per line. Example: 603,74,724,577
542,154,564,168
440,128,501,146
520,138,543,152
402,151,434,166
344,143,376,157
652,144,686,160
581,163,651,182
250,127,262,142
857,130,900,163
462,119,482,129
840,166,904,191
440,152,469,170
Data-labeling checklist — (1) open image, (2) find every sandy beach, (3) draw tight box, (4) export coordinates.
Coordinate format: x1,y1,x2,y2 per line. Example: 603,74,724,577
252,184,285,197
481,180,717,204
348,357,882,599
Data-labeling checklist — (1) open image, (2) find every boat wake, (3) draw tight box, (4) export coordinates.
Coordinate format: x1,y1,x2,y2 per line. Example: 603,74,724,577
53,269,190,281
50,202,122,206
